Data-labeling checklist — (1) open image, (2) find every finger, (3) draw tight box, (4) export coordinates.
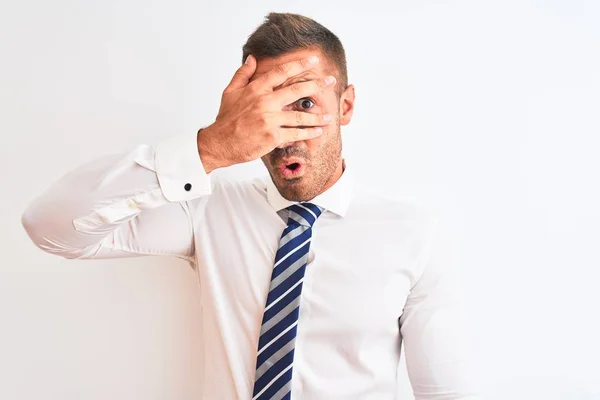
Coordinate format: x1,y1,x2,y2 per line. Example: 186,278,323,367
276,111,333,128
271,76,337,107
254,55,320,91
277,126,324,145
224,54,257,93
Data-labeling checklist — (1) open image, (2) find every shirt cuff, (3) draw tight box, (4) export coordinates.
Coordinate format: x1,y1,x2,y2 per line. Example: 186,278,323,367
155,133,212,202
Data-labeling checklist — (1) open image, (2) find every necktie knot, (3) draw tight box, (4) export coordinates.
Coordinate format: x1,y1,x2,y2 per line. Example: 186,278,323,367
286,202,324,227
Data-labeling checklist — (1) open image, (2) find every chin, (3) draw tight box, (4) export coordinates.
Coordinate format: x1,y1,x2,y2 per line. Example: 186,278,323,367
275,183,308,202
273,177,314,202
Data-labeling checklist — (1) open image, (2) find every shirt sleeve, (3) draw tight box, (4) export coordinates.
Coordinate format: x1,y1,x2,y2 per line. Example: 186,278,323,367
399,216,482,399
21,133,212,264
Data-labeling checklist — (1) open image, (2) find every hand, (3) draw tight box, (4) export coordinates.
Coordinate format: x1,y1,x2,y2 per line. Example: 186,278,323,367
197,54,336,173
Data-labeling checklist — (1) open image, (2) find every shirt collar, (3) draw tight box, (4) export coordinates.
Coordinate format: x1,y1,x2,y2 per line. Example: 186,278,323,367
265,159,354,217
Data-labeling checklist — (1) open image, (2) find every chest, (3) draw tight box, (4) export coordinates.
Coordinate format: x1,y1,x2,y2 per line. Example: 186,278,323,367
194,205,420,338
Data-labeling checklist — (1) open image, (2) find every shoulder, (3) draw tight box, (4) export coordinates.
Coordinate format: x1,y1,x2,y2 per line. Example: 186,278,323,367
350,183,438,229
208,174,270,202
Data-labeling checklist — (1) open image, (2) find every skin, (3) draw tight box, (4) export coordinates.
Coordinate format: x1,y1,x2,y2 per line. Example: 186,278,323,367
252,48,356,202
198,48,355,202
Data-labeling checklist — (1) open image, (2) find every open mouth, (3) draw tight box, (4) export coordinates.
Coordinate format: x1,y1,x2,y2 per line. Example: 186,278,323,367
279,160,305,179
286,162,300,171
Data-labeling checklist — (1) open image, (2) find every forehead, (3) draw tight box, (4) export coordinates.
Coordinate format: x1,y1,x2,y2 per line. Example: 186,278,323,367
249,48,333,83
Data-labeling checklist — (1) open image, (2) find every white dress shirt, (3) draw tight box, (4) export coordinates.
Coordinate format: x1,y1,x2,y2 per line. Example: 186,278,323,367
22,133,480,399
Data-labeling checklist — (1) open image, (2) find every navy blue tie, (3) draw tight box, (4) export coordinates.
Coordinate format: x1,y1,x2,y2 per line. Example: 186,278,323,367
252,202,324,400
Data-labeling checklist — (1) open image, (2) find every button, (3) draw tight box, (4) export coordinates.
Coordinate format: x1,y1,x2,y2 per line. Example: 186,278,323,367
184,183,192,191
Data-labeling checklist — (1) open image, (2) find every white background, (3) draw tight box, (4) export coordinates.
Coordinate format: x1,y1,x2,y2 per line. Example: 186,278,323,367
1,0,599,399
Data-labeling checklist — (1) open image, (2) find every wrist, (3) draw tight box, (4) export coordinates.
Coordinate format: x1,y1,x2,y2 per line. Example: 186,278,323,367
197,125,222,174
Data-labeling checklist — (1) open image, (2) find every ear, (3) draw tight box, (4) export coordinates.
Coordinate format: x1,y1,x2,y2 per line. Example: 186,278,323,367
339,84,355,126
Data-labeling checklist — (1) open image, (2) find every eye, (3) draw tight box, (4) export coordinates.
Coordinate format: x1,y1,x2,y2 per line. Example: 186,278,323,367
293,97,315,111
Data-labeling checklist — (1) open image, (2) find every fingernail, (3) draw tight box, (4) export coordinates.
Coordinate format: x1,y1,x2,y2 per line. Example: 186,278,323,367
308,56,319,64
315,127,323,134
324,76,336,86
245,54,252,64
323,114,332,122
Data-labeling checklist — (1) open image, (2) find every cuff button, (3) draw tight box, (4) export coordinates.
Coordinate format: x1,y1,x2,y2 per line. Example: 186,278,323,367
184,183,192,191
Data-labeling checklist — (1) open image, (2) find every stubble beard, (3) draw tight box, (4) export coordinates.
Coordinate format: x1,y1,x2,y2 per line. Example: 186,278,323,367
264,123,342,202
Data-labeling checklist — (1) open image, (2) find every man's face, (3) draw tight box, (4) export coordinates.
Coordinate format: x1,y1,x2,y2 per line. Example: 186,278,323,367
250,48,355,202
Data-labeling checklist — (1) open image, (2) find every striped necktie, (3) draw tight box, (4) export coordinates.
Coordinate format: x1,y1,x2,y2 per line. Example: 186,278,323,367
252,202,324,400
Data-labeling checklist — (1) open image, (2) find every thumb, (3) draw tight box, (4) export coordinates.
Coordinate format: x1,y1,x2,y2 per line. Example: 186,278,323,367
224,54,256,93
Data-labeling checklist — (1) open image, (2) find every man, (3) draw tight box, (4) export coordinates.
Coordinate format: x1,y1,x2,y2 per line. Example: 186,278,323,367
22,12,479,400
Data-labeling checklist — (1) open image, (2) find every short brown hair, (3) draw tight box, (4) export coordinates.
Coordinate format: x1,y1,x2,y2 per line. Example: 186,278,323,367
242,12,348,94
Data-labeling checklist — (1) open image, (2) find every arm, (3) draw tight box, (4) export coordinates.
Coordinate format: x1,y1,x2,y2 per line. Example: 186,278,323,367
21,54,335,262
21,133,211,264
399,217,481,399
